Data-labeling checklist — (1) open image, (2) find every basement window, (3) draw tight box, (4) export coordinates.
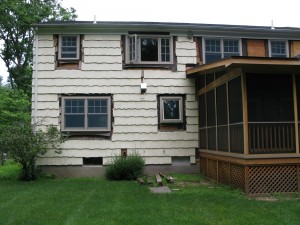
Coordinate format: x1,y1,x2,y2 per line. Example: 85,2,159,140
83,157,103,166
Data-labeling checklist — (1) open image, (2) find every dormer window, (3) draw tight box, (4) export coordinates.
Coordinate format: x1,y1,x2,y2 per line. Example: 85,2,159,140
126,35,173,64
269,40,288,58
59,35,80,60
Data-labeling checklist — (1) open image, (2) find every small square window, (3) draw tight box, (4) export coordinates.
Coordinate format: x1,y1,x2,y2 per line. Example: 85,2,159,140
160,96,183,123
59,35,80,60
269,40,288,58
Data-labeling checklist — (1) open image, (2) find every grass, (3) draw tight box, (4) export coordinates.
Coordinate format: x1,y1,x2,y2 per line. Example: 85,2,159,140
0,172,300,225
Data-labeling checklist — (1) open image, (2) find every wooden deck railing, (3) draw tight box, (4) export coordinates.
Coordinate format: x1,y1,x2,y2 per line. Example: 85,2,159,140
249,122,296,154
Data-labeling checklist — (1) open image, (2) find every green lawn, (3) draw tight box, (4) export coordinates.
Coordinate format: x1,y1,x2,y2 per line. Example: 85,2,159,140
0,173,300,225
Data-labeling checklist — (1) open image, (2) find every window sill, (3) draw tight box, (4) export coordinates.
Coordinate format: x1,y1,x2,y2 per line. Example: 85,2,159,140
123,64,174,70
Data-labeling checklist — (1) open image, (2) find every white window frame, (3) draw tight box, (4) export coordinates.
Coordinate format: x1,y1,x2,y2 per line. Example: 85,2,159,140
268,40,289,58
160,96,183,123
61,96,111,132
203,38,242,64
126,35,173,64
58,35,80,60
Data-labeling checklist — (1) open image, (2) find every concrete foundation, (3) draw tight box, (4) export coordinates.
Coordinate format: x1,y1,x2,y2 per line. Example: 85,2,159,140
39,164,199,178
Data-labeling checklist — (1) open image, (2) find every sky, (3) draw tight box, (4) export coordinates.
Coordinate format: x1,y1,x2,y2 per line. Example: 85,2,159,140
1,0,300,83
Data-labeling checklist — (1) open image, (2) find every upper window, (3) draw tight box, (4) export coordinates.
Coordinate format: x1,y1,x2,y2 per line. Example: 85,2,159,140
59,35,80,60
127,35,173,64
204,38,241,64
269,40,288,58
61,96,111,132
160,96,183,123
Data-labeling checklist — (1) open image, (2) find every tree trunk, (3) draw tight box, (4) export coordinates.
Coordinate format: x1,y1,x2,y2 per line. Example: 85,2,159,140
21,160,37,180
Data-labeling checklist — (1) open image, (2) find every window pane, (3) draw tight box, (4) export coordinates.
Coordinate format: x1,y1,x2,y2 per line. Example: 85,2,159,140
163,100,180,120
161,38,171,62
141,38,158,61
61,36,77,58
205,39,221,63
129,36,136,61
223,40,239,55
228,76,243,123
271,41,286,57
65,99,84,113
88,115,108,128
65,115,84,128
206,90,216,126
205,53,222,64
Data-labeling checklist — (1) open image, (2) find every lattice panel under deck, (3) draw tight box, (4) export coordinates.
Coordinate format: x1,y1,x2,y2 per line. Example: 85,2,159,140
207,159,218,181
218,161,230,185
230,164,245,191
248,165,298,194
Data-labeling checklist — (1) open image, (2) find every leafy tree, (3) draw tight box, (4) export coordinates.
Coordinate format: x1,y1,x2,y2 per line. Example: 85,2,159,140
0,0,77,96
0,86,31,165
0,123,66,180
0,86,31,127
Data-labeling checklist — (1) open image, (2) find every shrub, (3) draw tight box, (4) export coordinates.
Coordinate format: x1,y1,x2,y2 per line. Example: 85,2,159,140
0,160,22,180
105,153,145,180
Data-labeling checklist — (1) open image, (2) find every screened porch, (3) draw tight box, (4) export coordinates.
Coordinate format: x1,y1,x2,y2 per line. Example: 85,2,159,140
187,57,300,194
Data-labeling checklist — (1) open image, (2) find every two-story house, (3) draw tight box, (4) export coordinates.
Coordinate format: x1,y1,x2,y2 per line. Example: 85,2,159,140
33,21,300,194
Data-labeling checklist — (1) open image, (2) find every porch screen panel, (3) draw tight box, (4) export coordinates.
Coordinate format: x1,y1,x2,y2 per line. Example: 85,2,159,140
247,74,295,154
228,76,244,153
199,94,207,149
247,74,294,122
228,76,243,123
199,94,206,127
206,90,216,126
217,84,229,151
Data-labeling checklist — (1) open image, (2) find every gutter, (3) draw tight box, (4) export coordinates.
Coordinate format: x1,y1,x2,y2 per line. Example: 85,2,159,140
33,28,38,127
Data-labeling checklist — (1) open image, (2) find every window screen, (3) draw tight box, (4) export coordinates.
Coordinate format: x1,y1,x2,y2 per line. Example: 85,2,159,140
228,76,243,123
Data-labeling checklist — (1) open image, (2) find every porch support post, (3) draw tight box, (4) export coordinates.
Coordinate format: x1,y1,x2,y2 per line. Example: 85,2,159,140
241,73,249,155
292,74,299,154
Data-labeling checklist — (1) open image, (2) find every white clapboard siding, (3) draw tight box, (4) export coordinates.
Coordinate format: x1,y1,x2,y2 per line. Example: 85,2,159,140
112,133,198,141
84,34,121,41
82,40,121,48
84,48,121,56
44,148,195,158
113,109,157,117
35,33,199,166
36,157,82,166
38,78,140,87
113,125,158,134
84,55,122,63
33,63,55,71
81,63,122,71
114,117,157,126
35,70,141,79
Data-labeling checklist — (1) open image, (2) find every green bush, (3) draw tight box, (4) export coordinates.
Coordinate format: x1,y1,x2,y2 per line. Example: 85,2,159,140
0,160,22,180
105,153,145,180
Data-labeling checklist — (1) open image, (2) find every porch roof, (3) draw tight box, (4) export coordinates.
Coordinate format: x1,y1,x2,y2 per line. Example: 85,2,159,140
186,57,300,77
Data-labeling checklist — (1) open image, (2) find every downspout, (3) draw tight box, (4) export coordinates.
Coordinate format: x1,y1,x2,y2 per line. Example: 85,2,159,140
34,28,38,127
